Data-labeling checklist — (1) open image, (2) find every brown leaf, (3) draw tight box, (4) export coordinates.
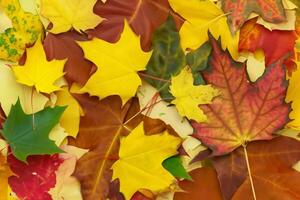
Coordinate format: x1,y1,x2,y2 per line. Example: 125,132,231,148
174,167,222,200
87,0,183,51
213,136,300,200
43,31,94,85
68,94,141,200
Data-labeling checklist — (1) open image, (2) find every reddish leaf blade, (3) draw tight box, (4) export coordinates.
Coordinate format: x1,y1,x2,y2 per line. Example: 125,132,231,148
174,167,222,200
43,32,94,86
213,137,300,200
239,19,297,74
8,154,63,200
87,0,183,51
222,0,286,32
192,37,290,156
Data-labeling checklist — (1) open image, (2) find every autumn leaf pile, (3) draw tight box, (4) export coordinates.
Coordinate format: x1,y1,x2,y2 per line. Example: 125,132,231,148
1,0,300,199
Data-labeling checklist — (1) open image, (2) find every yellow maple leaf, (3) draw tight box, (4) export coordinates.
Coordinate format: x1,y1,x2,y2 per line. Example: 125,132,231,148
0,0,42,62
77,21,152,103
40,0,102,34
0,154,13,200
112,122,181,200
55,88,81,138
0,62,49,115
12,38,66,94
169,0,239,60
170,67,219,122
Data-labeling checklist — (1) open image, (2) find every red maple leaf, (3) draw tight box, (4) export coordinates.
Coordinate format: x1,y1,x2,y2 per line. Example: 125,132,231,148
8,154,63,200
239,19,297,75
192,36,290,156
221,0,286,32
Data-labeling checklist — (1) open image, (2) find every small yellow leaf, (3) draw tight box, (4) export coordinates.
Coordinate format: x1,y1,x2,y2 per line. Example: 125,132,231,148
0,63,49,115
41,0,102,34
169,0,239,60
56,88,81,138
112,122,181,200
170,67,219,122
12,38,66,94
77,21,152,103
0,154,13,200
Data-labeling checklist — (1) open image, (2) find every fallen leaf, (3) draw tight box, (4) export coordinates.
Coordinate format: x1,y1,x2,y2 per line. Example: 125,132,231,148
174,167,222,200
239,18,297,74
0,154,13,200
77,22,152,103
112,122,181,200
221,0,286,32
137,82,193,138
49,124,68,146
0,7,12,33
1,99,65,162
192,37,290,155
212,137,300,200
8,154,63,200
87,0,181,51
169,0,239,60
286,51,300,130
0,0,42,62
40,0,102,34
170,67,219,122
143,16,185,100
162,156,191,180
0,63,49,116
43,32,94,86
12,38,66,94
68,95,141,200
55,88,81,138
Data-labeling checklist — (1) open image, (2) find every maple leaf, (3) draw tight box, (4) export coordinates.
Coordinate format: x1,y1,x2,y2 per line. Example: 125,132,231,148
40,0,102,34
8,154,64,200
1,99,65,162
0,63,49,116
170,67,219,122
0,0,42,62
43,32,94,86
68,94,141,200
221,0,286,32
12,38,66,94
0,154,13,200
77,22,152,103
213,137,300,200
169,0,239,60
87,0,182,51
192,37,290,156
112,122,181,200
143,16,185,101
239,18,297,74
286,46,300,130
174,167,222,200
55,88,81,138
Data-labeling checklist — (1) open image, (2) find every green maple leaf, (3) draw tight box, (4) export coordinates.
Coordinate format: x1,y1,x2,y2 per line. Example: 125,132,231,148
1,99,66,162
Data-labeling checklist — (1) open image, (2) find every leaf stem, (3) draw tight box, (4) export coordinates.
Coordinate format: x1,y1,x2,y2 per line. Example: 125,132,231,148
31,87,36,130
243,145,257,200
138,72,171,83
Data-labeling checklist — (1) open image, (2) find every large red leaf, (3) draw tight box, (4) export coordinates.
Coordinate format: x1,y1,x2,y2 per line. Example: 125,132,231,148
221,0,286,32
8,154,63,200
192,37,290,156
239,19,297,74
68,95,141,200
87,0,183,51
174,167,222,200
213,137,300,200
43,32,94,86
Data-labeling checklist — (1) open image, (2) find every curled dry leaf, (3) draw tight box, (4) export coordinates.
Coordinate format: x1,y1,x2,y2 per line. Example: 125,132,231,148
192,37,290,156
